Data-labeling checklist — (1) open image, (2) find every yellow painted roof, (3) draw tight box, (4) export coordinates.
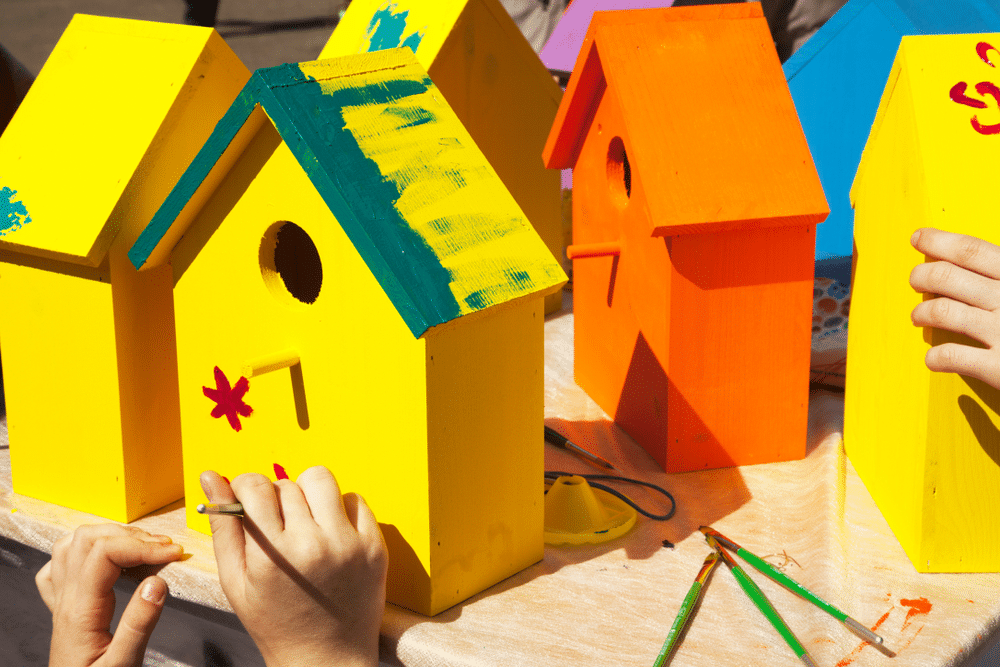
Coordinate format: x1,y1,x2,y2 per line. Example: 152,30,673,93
0,15,223,265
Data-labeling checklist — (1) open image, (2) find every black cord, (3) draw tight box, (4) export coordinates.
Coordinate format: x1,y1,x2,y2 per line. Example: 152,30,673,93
544,471,677,521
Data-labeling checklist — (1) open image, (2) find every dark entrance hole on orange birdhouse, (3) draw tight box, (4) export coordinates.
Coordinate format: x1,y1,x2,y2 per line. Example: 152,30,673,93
607,136,631,207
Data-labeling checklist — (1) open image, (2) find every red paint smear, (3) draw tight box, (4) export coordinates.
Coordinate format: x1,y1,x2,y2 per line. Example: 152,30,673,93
274,463,289,480
978,41,998,67
900,597,931,632
951,81,988,108
835,608,892,667
972,81,1000,134
221,475,230,484
203,366,253,431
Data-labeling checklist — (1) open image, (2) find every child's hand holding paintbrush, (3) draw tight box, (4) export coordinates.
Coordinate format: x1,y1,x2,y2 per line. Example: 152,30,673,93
200,467,388,667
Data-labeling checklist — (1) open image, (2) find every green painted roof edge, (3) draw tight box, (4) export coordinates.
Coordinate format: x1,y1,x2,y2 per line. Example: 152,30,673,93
252,67,442,336
128,73,262,270
129,58,467,338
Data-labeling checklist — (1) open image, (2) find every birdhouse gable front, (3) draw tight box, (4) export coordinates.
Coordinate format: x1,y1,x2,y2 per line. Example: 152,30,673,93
544,4,828,236
852,33,1000,218
131,49,566,338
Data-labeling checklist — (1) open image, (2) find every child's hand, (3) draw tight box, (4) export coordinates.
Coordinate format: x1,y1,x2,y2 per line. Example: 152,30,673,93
910,227,1000,389
201,467,387,667
35,524,184,667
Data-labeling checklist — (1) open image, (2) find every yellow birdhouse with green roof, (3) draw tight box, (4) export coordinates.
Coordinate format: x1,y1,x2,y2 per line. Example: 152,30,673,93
0,15,249,522
129,48,566,615
847,33,1000,572
321,0,566,313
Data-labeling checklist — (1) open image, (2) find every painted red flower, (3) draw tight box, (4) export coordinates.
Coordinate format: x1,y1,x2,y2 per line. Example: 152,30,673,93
203,366,253,431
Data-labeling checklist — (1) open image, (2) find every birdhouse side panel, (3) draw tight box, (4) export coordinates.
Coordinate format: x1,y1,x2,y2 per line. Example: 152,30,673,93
896,33,1000,572
665,225,813,472
923,342,1000,572
170,138,436,586
845,60,932,567
108,247,183,522
425,295,545,615
0,260,131,521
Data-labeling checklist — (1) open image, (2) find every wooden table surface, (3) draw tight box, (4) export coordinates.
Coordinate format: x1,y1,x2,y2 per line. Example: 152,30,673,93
3,294,1000,667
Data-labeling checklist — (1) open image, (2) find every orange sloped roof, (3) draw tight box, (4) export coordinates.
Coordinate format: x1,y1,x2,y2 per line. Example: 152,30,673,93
544,3,828,235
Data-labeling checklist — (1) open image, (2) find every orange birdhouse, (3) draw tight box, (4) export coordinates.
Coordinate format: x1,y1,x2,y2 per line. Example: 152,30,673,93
543,3,828,472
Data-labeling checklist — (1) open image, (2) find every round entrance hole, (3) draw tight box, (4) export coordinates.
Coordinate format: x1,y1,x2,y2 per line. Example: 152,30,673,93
260,221,323,305
607,136,631,208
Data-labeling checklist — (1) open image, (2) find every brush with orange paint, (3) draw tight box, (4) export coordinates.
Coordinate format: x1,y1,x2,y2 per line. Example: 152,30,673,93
700,526,886,646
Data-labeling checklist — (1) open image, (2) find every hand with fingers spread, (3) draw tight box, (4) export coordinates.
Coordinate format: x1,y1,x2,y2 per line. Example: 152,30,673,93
36,524,185,667
200,466,387,667
910,227,1000,389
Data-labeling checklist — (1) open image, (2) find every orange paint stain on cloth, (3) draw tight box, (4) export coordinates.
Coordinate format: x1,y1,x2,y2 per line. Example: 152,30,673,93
900,597,932,631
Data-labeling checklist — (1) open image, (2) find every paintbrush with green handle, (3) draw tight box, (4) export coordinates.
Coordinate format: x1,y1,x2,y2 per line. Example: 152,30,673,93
652,550,720,667
700,526,885,647
706,535,818,667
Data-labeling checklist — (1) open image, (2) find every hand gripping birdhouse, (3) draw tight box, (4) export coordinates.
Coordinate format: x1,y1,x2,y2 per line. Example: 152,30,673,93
784,0,1000,267
320,0,566,313
0,15,249,522
543,4,828,473
847,34,1000,572
128,49,566,615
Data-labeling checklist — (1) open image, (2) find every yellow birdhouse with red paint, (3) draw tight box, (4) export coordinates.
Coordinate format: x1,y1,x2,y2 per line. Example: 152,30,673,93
129,49,566,615
848,34,1000,572
321,0,566,313
0,15,249,522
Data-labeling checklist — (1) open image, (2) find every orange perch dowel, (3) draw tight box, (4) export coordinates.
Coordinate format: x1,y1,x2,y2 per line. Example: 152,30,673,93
566,241,622,260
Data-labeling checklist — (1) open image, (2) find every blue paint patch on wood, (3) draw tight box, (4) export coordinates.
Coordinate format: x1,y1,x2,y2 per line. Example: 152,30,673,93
784,0,1000,266
0,185,31,236
366,2,425,53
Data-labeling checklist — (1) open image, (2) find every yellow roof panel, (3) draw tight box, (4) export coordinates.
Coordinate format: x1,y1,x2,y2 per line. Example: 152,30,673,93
0,14,220,264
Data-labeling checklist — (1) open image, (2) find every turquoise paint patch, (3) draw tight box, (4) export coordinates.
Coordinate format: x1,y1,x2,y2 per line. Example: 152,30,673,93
0,185,31,236
273,71,461,329
464,289,488,310
366,3,425,53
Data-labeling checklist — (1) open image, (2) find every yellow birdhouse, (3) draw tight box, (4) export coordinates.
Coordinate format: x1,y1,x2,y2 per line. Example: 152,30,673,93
848,34,1000,572
0,15,249,522
321,0,566,313
128,49,567,615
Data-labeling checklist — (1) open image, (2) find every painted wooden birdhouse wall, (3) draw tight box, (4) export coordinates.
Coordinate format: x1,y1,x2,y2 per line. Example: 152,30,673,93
129,49,566,615
0,15,249,522
320,0,566,313
543,4,828,473
784,0,1000,267
847,34,1000,573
